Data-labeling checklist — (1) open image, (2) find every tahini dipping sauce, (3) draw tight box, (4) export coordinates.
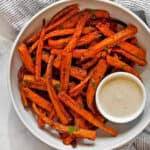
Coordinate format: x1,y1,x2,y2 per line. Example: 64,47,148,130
99,76,143,118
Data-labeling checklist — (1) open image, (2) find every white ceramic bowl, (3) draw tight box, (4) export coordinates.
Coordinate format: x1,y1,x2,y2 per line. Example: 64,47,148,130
96,72,146,123
8,0,150,150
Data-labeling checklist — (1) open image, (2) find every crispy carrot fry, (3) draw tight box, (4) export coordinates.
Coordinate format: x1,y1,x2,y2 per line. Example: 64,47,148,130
48,37,70,49
78,31,99,46
18,43,35,74
46,7,79,32
60,53,72,91
20,85,28,108
70,66,87,80
86,9,110,19
58,92,117,136
63,136,75,145
62,13,80,28
37,117,45,128
23,87,52,112
48,109,56,120
82,58,98,69
42,51,50,63
106,55,141,78
35,24,46,80
46,55,71,124
82,25,137,59
87,59,108,113
49,4,78,24
97,23,146,60
119,42,146,60
32,103,96,140
25,32,40,45
69,75,91,97
64,11,90,52
113,48,147,66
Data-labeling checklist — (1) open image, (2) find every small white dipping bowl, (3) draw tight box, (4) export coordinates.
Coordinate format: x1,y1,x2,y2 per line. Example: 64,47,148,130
96,72,146,123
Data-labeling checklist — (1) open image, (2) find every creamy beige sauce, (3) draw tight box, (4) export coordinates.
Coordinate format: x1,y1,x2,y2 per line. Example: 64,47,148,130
99,77,143,117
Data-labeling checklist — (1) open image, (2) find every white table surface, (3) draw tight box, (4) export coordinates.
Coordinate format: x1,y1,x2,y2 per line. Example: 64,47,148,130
0,16,55,150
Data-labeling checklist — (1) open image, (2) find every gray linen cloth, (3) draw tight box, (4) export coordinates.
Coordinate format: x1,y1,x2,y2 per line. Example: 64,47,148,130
0,0,149,149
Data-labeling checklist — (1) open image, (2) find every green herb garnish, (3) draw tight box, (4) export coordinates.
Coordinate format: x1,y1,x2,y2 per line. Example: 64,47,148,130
68,126,80,135
24,80,31,86
55,81,61,93
91,78,96,88
31,55,36,61
98,33,103,38
88,26,94,31
88,47,91,51
56,56,61,62
58,25,64,30
92,15,97,19
89,9,95,15
103,47,109,51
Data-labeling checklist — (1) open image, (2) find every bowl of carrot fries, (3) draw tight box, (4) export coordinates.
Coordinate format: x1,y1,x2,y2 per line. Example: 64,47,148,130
8,0,150,149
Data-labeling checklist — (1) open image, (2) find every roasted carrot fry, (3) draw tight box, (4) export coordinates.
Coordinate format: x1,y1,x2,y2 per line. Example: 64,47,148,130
86,59,108,113
18,43,34,74
97,23,146,60
63,135,75,145
77,31,99,46
82,25,137,59
64,11,90,52
46,54,72,124
23,87,52,112
58,92,117,136
37,117,45,128
119,42,146,60
48,37,70,49
113,48,147,66
86,9,110,19
25,32,40,45
48,109,56,120
106,55,141,79
62,13,80,28
46,7,79,32
60,53,72,91
35,23,46,80
33,103,96,140
82,58,98,69
69,75,91,97
49,4,78,24
42,51,50,63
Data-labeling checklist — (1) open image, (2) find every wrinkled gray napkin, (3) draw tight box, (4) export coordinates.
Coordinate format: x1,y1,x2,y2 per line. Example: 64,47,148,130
0,0,150,149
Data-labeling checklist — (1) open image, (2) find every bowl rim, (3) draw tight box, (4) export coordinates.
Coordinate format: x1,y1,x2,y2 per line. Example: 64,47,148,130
8,0,150,150
96,72,146,123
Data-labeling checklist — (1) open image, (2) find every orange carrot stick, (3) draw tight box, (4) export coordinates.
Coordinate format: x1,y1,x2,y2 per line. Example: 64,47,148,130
37,117,45,128
81,58,98,69
82,25,137,59
96,23,146,60
23,87,52,112
48,37,70,49
49,4,79,24
113,48,147,66
48,109,56,120
46,54,72,124
62,13,80,28
18,43,35,74
25,32,40,45
46,7,79,32
32,103,96,140
86,59,108,113
106,55,141,79
60,53,72,91
69,75,91,97
58,92,117,136
35,23,46,80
